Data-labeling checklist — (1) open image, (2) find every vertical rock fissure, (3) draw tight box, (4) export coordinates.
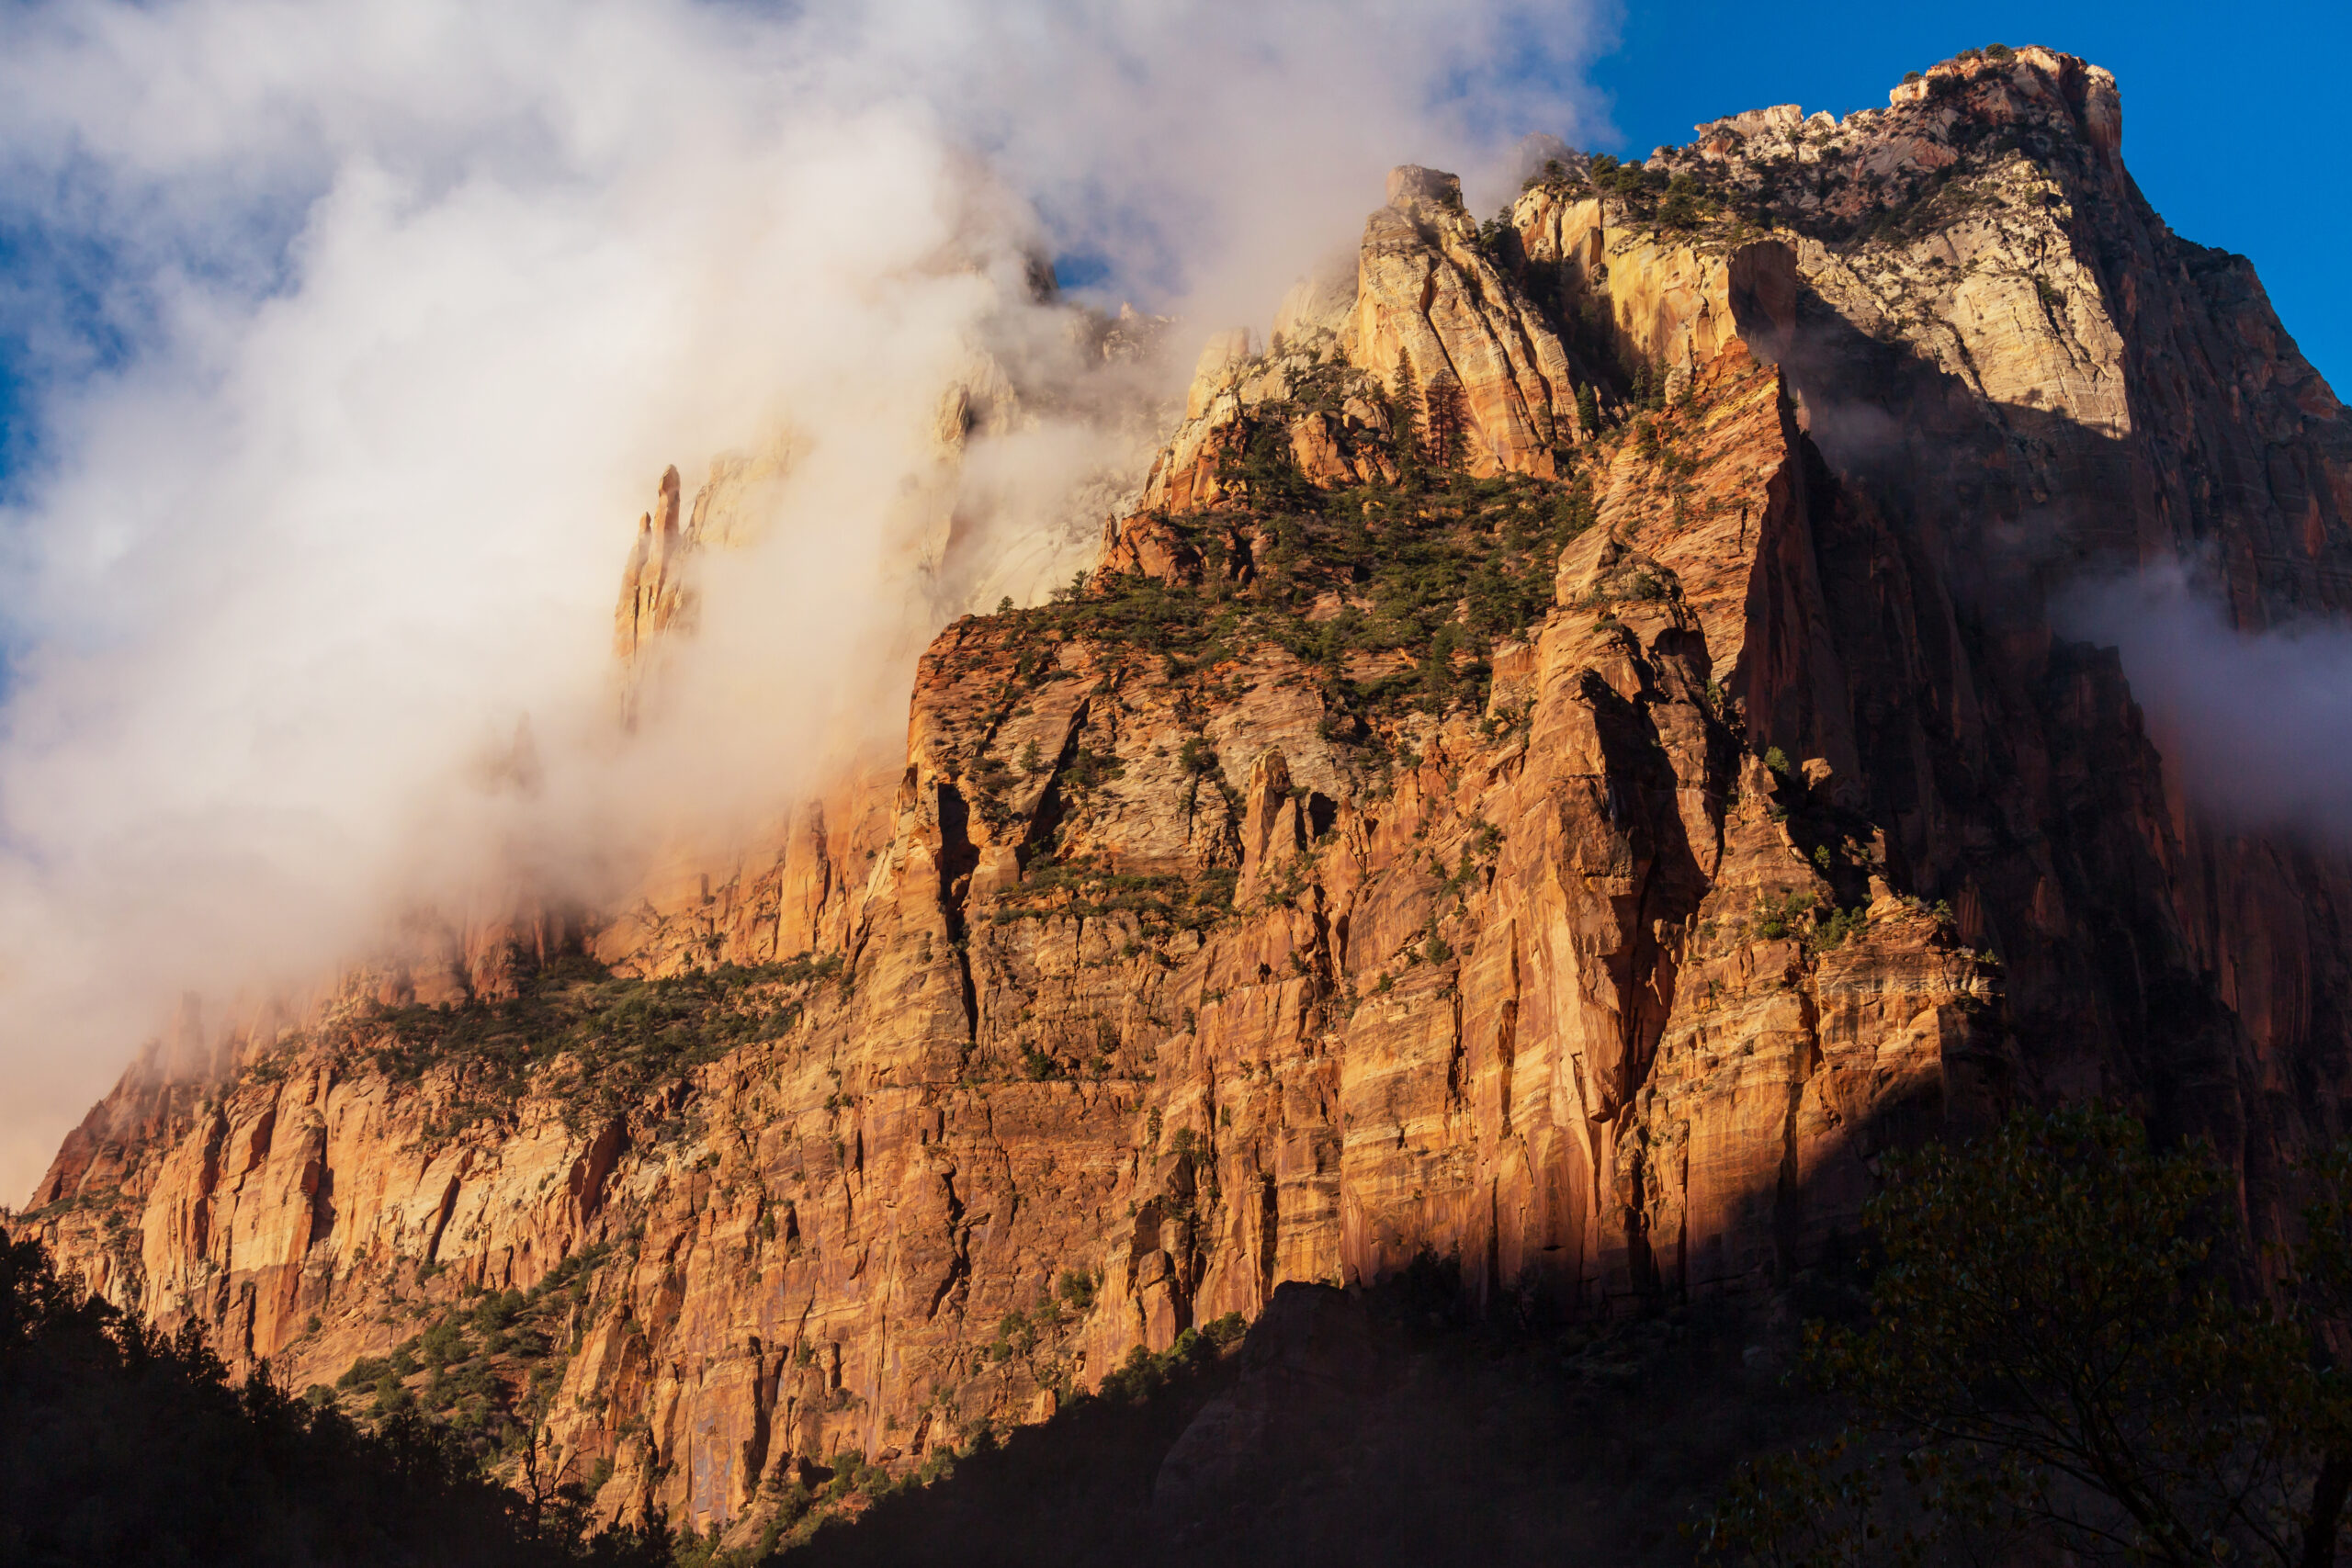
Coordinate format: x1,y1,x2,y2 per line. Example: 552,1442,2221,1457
933,780,981,1041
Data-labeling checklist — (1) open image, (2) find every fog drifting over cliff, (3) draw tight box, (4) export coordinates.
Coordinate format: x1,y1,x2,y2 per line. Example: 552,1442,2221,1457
0,0,1605,1200
2061,561,2352,838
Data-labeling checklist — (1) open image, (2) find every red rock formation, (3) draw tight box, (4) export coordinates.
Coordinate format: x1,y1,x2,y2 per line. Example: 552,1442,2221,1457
19,48,2352,1551
614,466,693,728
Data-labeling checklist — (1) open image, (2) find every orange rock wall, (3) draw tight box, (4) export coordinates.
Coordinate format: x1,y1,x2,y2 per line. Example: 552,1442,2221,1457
26,48,2352,1549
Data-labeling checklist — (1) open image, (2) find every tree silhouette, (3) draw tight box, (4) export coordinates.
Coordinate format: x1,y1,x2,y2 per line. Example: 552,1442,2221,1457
0,1224,668,1566
1700,1109,2352,1568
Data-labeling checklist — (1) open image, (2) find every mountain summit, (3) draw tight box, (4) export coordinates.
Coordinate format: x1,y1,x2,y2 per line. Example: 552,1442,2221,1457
17,45,2352,1555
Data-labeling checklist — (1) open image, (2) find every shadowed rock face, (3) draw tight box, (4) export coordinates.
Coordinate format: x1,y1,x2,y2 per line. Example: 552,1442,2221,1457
20,46,2352,1550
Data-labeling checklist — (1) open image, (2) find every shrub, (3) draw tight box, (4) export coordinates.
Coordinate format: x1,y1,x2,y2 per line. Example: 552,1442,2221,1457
420,1318,466,1369
1811,904,1866,952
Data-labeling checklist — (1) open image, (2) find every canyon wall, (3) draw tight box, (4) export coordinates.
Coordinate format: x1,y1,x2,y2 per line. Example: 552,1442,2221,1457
18,46,2352,1547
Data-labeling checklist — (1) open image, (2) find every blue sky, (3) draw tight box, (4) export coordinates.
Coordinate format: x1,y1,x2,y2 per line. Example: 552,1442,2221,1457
1583,0,2351,387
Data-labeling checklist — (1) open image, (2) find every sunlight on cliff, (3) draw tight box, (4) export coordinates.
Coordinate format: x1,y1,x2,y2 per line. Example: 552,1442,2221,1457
0,0,1602,1200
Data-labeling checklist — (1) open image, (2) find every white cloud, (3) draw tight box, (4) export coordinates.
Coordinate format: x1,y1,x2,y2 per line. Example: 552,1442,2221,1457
2060,559,2352,838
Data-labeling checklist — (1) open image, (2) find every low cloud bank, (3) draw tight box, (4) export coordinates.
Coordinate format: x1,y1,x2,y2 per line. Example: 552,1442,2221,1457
2062,560,2352,835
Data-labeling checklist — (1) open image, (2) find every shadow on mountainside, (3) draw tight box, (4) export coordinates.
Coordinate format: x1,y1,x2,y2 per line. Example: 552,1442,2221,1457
0,1224,668,1568
779,1265,1850,1568
1767,274,2319,1189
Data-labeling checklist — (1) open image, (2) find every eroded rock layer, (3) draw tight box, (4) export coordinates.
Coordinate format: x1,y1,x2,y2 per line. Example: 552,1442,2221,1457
21,46,2352,1549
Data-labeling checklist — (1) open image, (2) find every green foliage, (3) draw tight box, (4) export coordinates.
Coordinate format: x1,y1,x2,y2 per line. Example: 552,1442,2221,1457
1056,1269,1098,1314
1702,1109,2352,1568
1810,904,1866,953
1750,889,1815,942
997,468,1592,762
988,857,1234,940
1216,412,1317,512
1474,208,1517,262
1762,746,1791,776
1200,1312,1249,1348
1656,173,1718,232
422,1317,467,1369
1389,348,1423,475
1587,152,1673,210
1421,372,1470,473
0,1225,667,1565
988,1312,1038,1363
1696,1435,1909,1568
1092,1325,1229,1405
354,951,843,1135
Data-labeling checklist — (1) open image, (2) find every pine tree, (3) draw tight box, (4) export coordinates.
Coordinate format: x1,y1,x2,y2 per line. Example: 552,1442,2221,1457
1575,381,1601,438
1422,371,1469,474
1390,347,1422,477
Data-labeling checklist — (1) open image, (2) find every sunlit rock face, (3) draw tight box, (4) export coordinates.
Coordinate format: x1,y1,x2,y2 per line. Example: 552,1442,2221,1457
25,47,2352,1549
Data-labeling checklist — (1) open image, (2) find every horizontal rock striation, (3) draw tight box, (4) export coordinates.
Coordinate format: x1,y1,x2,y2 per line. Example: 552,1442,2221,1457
20,45,2352,1549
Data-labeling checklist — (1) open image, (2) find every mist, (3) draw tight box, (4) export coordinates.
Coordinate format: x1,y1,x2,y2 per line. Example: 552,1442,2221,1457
0,0,1605,1201
2061,559,2352,838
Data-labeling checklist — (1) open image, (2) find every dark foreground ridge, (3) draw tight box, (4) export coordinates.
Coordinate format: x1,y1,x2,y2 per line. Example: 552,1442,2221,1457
0,1224,669,1567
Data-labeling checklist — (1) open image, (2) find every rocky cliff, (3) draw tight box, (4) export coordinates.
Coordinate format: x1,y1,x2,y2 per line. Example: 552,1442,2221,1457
18,45,2352,1551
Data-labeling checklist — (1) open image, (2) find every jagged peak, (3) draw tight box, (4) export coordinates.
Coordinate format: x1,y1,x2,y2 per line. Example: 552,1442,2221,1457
1383,163,1464,217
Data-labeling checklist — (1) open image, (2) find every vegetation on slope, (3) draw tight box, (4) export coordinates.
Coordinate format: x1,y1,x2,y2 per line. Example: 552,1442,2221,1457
314,1242,615,1468
340,950,846,1135
0,1224,667,1567
977,462,1598,765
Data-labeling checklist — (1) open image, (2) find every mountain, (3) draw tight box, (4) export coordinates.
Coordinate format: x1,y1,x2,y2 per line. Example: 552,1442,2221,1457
14,43,2352,1557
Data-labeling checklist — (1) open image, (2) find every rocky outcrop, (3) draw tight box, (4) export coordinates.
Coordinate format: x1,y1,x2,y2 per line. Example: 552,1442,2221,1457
1348,165,1581,475
22,46,2352,1552
1512,186,1800,395
614,466,693,727
1138,164,1611,513
1618,44,2352,1166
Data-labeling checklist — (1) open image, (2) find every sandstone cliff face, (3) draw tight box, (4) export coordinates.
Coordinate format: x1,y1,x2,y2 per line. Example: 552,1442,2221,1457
22,46,2352,1550
1621,43,2352,1176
